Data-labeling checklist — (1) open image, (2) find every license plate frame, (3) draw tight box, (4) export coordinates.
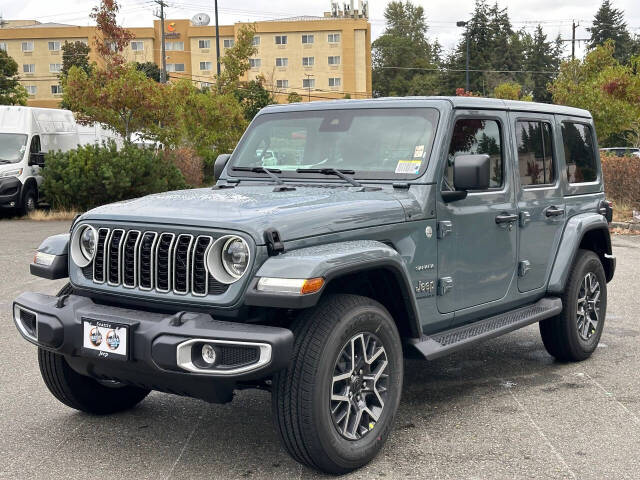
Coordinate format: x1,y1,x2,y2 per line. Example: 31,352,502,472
81,317,130,361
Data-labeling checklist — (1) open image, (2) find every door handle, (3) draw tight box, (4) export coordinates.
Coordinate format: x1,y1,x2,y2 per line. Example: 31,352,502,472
545,206,565,217
495,213,518,224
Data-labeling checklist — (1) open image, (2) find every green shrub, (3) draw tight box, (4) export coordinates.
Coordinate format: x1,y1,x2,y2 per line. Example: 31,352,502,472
42,142,187,211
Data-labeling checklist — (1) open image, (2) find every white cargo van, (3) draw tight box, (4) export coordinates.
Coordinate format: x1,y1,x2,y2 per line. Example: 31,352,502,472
0,106,118,214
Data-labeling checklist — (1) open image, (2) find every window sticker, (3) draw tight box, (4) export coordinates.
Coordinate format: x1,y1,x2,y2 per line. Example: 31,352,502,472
395,160,421,174
413,145,425,158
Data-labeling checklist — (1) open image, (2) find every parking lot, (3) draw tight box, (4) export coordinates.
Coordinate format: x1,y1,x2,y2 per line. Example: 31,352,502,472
1,218,639,479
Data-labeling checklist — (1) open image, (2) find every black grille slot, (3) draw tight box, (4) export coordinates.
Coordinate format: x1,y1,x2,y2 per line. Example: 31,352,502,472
156,233,174,292
218,345,260,367
93,228,109,283
192,236,211,295
122,231,140,287
138,232,157,290
82,265,93,278
20,309,37,338
107,230,124,284
173,235,193,293
208,276,229,295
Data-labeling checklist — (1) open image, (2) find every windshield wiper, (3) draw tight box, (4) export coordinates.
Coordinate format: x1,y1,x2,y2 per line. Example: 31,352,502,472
296,168,363,188
232,166,284,184
0,160,12,164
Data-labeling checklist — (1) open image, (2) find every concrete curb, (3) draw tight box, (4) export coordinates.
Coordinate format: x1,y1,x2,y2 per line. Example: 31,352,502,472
610,221,640,231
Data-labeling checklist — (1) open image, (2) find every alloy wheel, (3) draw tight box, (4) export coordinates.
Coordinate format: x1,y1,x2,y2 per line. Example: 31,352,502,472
577,272,601,341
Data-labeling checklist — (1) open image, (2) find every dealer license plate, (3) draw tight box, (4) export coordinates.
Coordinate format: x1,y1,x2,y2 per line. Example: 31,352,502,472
82,318,129,360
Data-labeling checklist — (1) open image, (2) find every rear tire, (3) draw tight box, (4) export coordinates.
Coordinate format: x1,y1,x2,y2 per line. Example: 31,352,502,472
272,294,403,474
540,249,607,361
38,348,151,414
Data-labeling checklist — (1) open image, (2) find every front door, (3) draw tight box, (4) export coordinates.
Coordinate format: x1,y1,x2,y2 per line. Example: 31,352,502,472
510,114,565,292
436,111,518,314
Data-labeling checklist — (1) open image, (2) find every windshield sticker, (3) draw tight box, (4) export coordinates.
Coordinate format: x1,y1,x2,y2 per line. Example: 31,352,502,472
413,145,425,158
395,160,421,174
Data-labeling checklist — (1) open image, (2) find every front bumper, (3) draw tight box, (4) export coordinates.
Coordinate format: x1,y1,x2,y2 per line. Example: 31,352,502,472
13,292,293,403
0,177,21,208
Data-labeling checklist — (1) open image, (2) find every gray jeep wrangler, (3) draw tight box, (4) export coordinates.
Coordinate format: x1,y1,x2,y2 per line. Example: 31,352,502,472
13,97,615,474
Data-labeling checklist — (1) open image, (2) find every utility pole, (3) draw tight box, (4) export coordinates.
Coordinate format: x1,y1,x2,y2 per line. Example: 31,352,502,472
214,0,221,79
560,21,589,60
304,73,314,102
153,0,168,83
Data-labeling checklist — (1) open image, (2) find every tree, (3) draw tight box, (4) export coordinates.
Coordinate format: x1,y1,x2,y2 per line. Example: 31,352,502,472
521,26,562,102
64,64,166,142
135,61,161,82
287,92,302,103
234,75,276,121
62,41,92,76
493,81,532,101
587,0,633,64
0,50,27,105
549,41,640,146
372,1,442,97
217,25,257,93
90,0,135,65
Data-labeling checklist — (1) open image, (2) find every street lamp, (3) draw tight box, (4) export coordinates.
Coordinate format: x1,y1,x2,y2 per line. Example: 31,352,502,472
456,21,470,93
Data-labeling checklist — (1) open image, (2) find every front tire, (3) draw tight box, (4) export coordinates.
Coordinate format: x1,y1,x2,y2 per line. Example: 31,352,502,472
272,294,403,474
540,249,607,361
20,187,37,216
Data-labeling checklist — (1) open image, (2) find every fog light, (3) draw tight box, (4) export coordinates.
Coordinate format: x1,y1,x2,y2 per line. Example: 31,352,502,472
201,344,217,365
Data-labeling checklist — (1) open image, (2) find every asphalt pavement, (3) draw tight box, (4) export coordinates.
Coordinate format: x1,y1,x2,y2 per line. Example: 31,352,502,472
1,218,639,479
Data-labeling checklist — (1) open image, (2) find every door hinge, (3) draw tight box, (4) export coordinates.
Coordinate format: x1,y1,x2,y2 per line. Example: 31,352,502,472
437,221,453,239
519,211,531,227
438,277,454,296
518,260,531,277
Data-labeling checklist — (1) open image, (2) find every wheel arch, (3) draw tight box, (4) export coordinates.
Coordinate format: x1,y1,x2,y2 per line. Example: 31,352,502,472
22,176,38,200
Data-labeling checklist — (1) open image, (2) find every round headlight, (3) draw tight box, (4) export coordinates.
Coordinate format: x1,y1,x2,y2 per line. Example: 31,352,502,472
222,237,250,279
207,235,251,284
70,225,97,268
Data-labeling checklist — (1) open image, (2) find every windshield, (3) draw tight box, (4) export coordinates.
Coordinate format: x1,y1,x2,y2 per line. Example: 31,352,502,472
0,133,28,164
230,108,439,180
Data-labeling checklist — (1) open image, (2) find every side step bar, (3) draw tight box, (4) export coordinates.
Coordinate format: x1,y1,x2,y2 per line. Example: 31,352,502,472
407,297,562,360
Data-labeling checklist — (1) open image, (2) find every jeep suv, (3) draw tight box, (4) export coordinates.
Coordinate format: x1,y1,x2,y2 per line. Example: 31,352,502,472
13,97,615,474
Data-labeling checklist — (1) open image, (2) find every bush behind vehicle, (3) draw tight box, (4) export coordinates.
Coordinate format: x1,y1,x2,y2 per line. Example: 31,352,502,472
42,142,187,211
601,153,640,215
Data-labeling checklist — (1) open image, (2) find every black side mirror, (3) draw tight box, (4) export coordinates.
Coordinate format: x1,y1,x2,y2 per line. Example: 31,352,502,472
29,152,46,167
454,154,490,191
214,154,231,180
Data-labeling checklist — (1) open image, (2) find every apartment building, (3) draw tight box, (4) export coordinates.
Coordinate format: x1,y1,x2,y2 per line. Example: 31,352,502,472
0,10,371,108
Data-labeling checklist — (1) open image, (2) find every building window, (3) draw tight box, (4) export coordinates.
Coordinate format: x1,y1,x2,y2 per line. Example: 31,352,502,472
562,122,598,183
303,78,315,89
165,41,184,51
200,61,212,71
23,64,36,73
198,39,211,49
275,35,287,45
49,63,62,73
275,57,288,67
0,42,6,52
302,34,314,44
107,41,118,52
328,33,341,43
249,58,261,68
329,77,341,87
51,85,63,95
302,57,315,67
22,41,34,52
48,41,61,51
166,63,185,72
25,85,37,95
252,36,260,46
276,79,289,88
131,41,144,51
328,56,341,65
201,81,211,89
223,39,234,48
516,121,555,186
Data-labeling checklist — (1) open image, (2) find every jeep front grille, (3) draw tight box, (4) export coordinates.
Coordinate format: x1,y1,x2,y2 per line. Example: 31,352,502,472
85,228,227,297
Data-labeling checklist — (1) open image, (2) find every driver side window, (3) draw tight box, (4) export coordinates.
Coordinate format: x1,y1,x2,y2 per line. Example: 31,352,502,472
30,135,41,154
443,119,503,191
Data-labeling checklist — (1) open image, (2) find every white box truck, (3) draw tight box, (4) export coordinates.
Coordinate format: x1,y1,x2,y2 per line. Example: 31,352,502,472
0,106,120,214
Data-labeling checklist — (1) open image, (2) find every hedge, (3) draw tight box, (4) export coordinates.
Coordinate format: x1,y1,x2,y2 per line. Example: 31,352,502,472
601,153,640,210
41,142,187,211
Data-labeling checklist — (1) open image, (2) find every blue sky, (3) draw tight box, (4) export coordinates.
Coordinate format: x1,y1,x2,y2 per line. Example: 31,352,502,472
4,0,640,57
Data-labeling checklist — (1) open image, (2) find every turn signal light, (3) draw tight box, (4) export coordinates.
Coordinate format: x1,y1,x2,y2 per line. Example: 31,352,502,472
300,277,324,295
257,277,325,295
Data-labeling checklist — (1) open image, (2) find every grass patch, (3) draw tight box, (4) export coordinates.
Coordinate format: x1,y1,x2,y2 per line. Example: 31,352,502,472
27,209,79,221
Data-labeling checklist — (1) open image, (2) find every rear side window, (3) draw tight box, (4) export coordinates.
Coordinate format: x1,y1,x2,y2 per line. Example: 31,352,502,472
445,118,503,190
516,121,554,186
562,122,597,183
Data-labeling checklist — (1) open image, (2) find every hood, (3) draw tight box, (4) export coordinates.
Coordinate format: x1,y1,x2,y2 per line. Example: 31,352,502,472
83,185,410,244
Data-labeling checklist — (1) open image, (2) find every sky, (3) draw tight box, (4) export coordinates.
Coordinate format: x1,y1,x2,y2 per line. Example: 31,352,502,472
3,0,640,58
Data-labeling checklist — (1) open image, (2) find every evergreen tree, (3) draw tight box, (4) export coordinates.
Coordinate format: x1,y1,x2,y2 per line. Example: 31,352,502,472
587,0,633,64
135,61,161,82
372,1,442,97
0,50,27,105
521,26,562,102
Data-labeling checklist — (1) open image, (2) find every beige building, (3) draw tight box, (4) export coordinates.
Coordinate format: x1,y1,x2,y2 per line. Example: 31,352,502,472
0,10,371,108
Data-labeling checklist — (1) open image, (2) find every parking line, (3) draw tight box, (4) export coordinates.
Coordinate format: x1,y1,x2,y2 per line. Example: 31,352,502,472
581,372,640,427
164,412,204,480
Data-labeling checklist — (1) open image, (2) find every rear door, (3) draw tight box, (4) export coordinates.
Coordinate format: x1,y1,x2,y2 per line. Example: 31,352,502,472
510,114,565,292
436,110,518,313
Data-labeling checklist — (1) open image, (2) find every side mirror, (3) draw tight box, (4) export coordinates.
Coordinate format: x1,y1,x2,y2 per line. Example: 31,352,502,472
29,152,46,167
454,154,490,191
214,154,231,180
